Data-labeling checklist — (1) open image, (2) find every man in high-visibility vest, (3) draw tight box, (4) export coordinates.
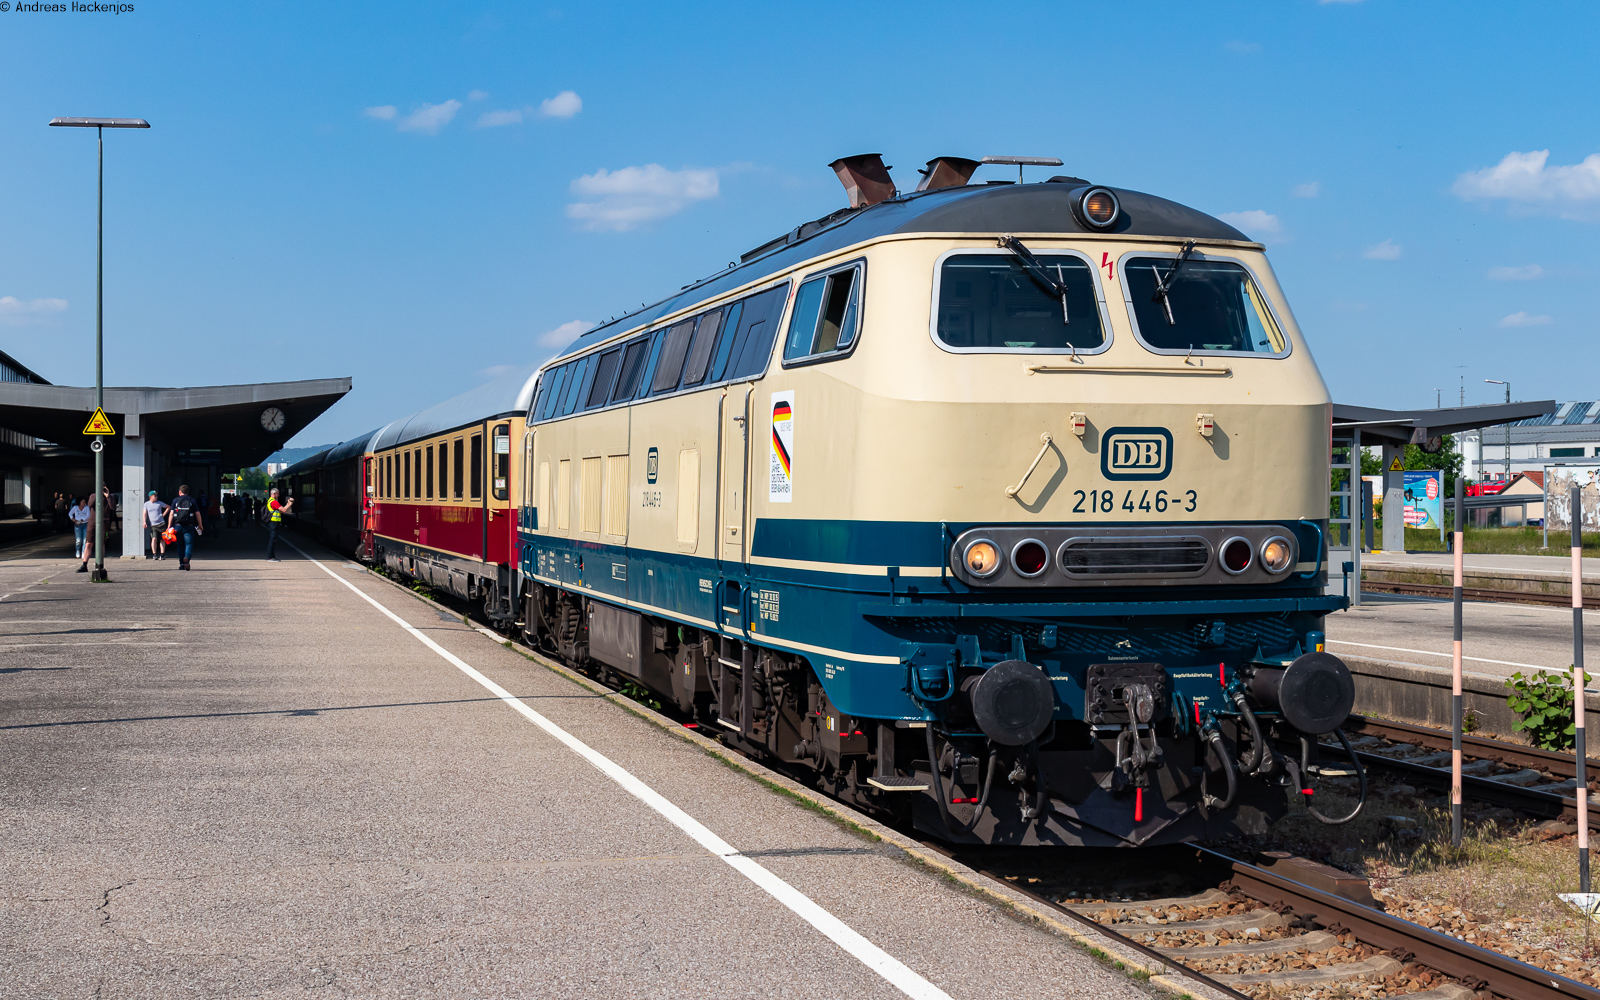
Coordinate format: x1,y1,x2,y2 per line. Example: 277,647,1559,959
265,487,294,562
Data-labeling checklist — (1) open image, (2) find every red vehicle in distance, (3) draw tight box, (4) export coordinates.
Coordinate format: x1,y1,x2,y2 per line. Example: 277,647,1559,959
1466,478,1509,496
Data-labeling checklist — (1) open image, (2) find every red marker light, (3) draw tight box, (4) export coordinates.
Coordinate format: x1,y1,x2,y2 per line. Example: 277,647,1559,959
1135,787,1144,823
683,723,699,729
1301,788,1314,796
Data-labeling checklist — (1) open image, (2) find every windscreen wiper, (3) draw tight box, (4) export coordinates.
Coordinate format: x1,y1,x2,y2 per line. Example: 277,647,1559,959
998,235,1070,324
1151,240,1197,325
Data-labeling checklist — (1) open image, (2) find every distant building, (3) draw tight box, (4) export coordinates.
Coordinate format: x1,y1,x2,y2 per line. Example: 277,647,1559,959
266,462,287,475
1459,400,1600,480
0,349,51,517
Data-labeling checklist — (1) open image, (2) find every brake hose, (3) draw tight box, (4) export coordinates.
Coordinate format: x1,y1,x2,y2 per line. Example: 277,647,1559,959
1232,691,1268,775
1305,727,1367,825
1201,728,1238,811
924,726,999,837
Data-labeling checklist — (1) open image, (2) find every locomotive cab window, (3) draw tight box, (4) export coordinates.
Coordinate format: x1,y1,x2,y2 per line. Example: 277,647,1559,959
1122,255,1288,356
934,252,1105,353
784,262,862,364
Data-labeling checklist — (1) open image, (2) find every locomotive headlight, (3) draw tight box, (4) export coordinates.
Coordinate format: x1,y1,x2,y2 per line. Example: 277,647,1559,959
1260,536,1294,574
1078,187,1121,229
964,539,1001,577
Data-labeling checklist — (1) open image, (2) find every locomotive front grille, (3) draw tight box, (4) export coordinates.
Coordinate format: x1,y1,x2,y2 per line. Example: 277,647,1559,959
1059,535,1210,577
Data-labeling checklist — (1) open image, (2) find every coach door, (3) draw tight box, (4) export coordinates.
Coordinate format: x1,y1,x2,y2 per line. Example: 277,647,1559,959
716,385,753,630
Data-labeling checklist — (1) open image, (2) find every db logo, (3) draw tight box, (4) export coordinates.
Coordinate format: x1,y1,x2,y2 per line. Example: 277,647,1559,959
1101,427,1173,481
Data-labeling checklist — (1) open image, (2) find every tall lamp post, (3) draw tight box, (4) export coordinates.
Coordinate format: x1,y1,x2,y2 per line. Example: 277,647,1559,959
1485,379,1512,482
49,116,150,582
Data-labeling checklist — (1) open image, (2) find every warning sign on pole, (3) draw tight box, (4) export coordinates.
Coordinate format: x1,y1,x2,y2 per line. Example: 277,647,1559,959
82,407,115,436
1389,455,1404,472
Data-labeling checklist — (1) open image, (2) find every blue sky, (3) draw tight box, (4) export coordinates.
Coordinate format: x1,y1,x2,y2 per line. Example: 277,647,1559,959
2,1,1597,445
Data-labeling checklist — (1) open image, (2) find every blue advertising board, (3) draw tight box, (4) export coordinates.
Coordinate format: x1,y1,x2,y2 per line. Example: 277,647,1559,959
1403,470,1443,532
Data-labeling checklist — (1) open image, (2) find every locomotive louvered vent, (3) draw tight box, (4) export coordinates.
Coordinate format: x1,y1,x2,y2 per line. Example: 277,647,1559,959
1059,535,1211,576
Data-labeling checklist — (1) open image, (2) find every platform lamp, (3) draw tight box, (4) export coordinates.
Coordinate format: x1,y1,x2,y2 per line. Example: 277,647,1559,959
1484,380,1511,484
49,116,150,582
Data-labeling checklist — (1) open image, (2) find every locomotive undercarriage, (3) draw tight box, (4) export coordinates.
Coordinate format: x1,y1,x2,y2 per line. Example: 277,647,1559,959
511,581,1363,848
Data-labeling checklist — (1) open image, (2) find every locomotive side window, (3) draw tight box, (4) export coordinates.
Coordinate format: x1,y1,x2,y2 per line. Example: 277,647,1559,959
1122,256,1288,356
540,365,570,420
934,253,1104,353
585,349,622,410
560,357,589,416
610,338,650,403
784,263,861,364
651,319,695,394
720,285,786,380
634,331,665,401
470,434,483,500
679,309,723,388
708,301,744,382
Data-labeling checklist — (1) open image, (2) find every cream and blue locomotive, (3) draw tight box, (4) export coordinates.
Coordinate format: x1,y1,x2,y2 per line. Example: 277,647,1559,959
516,155,1360,846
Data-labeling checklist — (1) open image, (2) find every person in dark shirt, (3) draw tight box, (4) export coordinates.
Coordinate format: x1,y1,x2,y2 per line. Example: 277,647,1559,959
165,484,204,571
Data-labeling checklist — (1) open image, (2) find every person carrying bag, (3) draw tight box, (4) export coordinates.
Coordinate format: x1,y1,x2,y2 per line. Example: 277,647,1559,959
165,485,204,571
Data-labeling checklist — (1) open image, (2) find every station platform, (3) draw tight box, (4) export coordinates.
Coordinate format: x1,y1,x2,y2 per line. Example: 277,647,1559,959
0,530,1167,1000
1362,550,1600,603
1324,590,1599,738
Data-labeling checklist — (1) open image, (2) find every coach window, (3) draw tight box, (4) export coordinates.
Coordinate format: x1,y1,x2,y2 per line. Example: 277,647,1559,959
438,444,448,501
493,424,510,501
651,319,695,394
784,262,862,364
453,439,464,498
425,446,435,499
1120,254,1289,357
403,451,412,498
679,309,724,388
609,338,650,403
470,434,483,500
934,251,1105,354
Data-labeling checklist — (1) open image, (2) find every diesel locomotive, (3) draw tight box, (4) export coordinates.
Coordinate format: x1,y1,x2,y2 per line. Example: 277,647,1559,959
282,154,1362,847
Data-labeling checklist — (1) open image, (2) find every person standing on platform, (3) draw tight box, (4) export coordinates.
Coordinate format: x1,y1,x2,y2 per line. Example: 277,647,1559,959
54,493,66,532
142,491,168,560
68,496,91,561
165,485,203,571
264,488,293,561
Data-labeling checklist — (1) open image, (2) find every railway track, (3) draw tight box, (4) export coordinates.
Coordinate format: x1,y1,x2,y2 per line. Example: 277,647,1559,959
955,844,1600,1000
1322,715,1600,831
1361,580,1574,607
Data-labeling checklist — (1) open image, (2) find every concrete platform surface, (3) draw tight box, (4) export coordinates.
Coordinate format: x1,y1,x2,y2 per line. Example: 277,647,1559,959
0,529,1152,1000
1327,591,1599,685
1364,550,1600,576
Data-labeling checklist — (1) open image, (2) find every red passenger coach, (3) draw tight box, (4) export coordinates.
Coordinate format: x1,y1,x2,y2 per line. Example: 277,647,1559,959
275,370,537,627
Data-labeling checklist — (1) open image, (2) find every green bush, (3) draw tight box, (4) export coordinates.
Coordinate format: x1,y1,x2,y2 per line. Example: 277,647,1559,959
1504,668,1593,750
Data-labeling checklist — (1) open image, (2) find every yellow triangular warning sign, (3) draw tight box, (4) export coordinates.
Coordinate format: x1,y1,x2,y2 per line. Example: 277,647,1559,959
82,407,115,436
1389,455,1404,472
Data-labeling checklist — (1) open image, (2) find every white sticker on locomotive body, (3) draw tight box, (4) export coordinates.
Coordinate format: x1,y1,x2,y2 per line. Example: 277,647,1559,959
769,391,794,503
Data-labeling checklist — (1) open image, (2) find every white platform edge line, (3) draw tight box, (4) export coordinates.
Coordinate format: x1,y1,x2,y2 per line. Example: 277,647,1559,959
285,540,951,1000
1327,638,1558,671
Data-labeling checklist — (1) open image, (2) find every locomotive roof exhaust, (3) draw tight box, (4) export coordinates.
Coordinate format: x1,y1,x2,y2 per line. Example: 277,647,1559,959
829,153,897,208
915,156,981,192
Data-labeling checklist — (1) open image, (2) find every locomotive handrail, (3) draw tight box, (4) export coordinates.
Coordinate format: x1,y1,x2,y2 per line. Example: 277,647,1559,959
1025,363,1233,376
1296,519,1326,581
1004,432,1054,499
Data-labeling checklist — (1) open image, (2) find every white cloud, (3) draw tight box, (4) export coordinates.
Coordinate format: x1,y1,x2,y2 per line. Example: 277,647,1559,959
539,90,582,119
1217,210,1281,241
1499,311,1552,327
537,320,595,356
468,90,489,101
0,295,68,326
363,105,397,121
1224,40,1261,54
1363,239,1401,260
396,100,462,134
1292,181,1320,198
1453,150,1600,218
474,91,582,129
567,164,720,231
1488,264,1543,281
475,109,526,128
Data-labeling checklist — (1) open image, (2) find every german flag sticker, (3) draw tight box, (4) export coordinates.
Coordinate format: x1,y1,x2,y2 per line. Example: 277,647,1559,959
769,391,794,503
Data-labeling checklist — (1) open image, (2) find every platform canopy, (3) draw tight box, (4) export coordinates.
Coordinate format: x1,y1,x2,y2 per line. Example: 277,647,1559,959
0,377,350,470
1332,400,1558,449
